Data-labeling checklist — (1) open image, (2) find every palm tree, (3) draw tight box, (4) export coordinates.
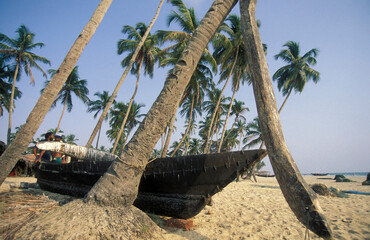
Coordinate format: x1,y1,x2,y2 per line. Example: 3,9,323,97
112,22,161,154
87,91,115,148
0,0,113,186
157,0,217,157
212,15,253,152
0,60,21,117
85,0,166,148
188,138,202,155
243,117,262,149
107,102,128,154
85,0,238,208
240,1,331,236
120,101,145,149
273,41,320,114
108,101,145,154
43,66,89,133
65,134,78,144
223,100,249,145
0,25,51,144
202,87,229,151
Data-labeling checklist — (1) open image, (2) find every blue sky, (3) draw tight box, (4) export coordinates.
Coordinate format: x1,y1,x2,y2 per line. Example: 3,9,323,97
1,0,369,173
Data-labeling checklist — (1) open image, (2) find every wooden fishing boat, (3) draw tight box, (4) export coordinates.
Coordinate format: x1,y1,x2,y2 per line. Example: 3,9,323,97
311,173,329,176
35,142,266,219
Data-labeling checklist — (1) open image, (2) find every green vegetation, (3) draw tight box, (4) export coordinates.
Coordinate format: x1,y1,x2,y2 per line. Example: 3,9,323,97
0,2,320,171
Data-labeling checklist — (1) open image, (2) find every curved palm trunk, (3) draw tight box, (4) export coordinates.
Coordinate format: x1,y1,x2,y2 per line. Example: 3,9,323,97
85,0,238,207
170,94,195,157
56,93,69,134
7,63,19,145
95,125,101,148
111,59,143,154
240,0,333,238
86,0,165,148
0,0,113,185
278,87,293,114
161,109,176,157
204,47,239,153
218,81,238,152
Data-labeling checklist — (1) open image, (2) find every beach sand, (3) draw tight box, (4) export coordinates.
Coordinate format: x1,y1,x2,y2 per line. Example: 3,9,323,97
1,175,369,239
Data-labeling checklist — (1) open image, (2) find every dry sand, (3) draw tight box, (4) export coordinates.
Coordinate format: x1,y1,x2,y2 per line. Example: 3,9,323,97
1,175,369,239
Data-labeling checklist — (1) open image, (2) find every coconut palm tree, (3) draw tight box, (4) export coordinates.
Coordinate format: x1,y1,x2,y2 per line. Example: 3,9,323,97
202,87,229,151
85,0,166,148
65,134,78,144
0,0,113,186
158,0,217,158
87,91,115,148
243,117,262,149
107,102,128,154
0,60,21,117
43,66,89,133
273,41,320,114
239,1,331,236
112,22,161,154
188,138,202,155
108,101,145,154
120,101,145,149
212,15,254,152
0,25,51,144
222,100,249,145
85,0,239,208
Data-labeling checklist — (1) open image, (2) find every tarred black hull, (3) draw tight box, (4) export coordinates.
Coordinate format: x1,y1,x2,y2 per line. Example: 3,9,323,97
36,150,266,218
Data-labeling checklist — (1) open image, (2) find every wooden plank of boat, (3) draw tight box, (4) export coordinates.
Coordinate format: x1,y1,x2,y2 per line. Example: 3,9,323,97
35,144,267,218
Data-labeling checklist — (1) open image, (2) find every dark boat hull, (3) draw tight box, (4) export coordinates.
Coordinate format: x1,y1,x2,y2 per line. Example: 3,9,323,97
36,150,266,218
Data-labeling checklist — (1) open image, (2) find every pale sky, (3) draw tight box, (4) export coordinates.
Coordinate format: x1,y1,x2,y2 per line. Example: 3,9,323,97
0,0,369,174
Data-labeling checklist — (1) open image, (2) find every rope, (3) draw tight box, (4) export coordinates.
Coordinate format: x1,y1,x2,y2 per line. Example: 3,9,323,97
304,207,310,240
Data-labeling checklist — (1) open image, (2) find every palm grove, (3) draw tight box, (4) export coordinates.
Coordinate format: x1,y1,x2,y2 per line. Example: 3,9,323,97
0,0,333,238
0,0,319,163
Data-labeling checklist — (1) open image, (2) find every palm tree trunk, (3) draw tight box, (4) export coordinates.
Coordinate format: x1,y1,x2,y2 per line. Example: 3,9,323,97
218,81,238,152
161,109,176,157
85,0,238,207
7,63,19,145
278,87,293,114
86,0,165,148
204,47,239,153
95,125,102,149
240,0,333,238
112,58,143,154
170,94,194,157
56,93,69,134
0,0,113,185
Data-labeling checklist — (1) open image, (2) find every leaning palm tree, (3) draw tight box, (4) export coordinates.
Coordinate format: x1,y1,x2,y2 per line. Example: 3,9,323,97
273,41,320,114
239,0,331,237
213,15,253,152
0,0,113,186
0,25,51,144
87,91,115,148
157,0,217,157
204,14,253,153
43,66,89,134
112,22,161,154
85,0,166,148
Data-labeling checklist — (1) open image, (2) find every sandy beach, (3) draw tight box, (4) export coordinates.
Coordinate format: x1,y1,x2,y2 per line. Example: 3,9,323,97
1,175,369,239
